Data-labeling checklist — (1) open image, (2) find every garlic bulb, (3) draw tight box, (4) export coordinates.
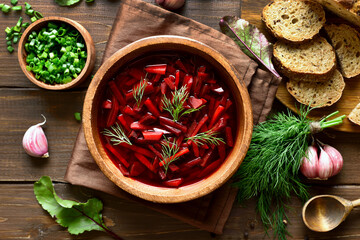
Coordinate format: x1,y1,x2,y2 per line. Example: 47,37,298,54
300,143,343,180
22,115,49,158
155,0,185,10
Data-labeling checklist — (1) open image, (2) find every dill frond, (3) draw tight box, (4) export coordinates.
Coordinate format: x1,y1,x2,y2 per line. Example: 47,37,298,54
234,108,311,240
186,129,224,146
133,74,148,107
160,137,180,174
102,123,132,146
162,85,202,121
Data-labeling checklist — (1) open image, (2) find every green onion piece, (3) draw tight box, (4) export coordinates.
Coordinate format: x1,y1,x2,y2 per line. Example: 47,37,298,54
48,22,57,29
24,2,31,9
5,27,12,34
6,40,12,46
30,16,37,22
22,22,30,28
34,11,43,19
2,4,11,13
13,25,21,32
7,46,14,53
10,0,18,5
12,5,21,10
25,9,34,16
74,112,81,121
16,16,23,27
13,36,19,43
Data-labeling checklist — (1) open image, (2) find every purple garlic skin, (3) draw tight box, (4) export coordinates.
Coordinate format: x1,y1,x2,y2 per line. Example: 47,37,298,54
317,147,333,180
323,144,343,177
300,145,318,179
22,115,49,158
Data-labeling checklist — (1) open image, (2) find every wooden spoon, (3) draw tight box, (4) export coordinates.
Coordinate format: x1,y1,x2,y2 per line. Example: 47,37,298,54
302,195,360,232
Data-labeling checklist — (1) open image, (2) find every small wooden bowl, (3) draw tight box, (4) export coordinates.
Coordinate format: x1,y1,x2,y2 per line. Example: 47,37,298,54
18,17,96,90
83,36,253,203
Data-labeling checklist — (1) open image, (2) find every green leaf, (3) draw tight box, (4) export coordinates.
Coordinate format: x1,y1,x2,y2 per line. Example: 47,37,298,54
219,16,281,79
55,0,81,7
34,176,106,235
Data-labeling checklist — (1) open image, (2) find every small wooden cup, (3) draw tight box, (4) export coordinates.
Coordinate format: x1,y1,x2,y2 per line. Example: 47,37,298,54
83,36,253,203
18,17,96,90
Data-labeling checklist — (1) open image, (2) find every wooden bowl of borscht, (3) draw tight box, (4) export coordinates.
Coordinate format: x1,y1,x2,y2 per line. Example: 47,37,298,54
83,35,253,203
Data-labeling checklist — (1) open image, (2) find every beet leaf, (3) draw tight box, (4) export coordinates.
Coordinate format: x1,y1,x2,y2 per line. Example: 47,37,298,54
34,176,123,239
219,16,281,79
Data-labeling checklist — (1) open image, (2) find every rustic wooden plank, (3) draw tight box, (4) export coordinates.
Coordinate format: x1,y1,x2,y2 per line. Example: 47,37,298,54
0,183,210,240
0,89,85,181
222,185,360,240
0,0,241,88
1,183,360,239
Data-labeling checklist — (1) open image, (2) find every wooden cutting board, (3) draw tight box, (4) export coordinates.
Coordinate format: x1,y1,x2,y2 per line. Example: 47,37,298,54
276,76,360,132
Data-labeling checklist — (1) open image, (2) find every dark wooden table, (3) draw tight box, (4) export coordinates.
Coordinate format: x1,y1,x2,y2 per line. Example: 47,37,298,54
1,0,360,239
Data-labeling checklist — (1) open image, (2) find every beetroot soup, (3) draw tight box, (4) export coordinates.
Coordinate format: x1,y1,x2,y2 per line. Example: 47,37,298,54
98,52,237,188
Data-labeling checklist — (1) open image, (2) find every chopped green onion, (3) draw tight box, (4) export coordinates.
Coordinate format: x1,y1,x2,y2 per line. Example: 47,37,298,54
10,0,18,5
2,4,11,13
34,11,43,19
13,36,19,43
22,22,30,29
5,27,12,34
25,22,87,85
25,9,34,16
25,2,31,9
7,46,14,53
74,112,81,121
6,40,12,46
30,16,37,22
12,5,21,10
16,16,23,27
48,22,57,29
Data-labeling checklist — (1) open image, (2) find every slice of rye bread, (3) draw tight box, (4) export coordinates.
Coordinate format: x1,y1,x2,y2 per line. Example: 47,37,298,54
262,0,326,42
286,69,345,107
324,24,360,78
348,102,360,125
273,36,336,81
314,0,360,28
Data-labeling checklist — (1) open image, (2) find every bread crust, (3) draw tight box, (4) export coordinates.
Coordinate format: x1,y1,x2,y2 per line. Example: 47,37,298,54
262,0,326,42
324,24,360,78
348,102,360,125
286,69,345,107
273,37,337,81
314,0,360,28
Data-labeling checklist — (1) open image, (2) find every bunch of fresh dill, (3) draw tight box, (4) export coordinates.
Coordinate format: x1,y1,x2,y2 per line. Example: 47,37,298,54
233,107,345,240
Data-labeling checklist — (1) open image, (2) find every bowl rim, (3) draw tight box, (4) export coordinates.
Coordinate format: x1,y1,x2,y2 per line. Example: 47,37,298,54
83,35,253,203
17,16,96,90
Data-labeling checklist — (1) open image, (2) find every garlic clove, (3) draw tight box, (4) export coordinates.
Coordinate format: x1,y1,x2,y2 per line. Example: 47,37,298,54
22,115,49,158
300,145,318,179
317,146,333,180
323,144,343,177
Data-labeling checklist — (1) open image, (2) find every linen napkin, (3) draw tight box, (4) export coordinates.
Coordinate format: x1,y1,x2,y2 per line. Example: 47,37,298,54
65,0,281,234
